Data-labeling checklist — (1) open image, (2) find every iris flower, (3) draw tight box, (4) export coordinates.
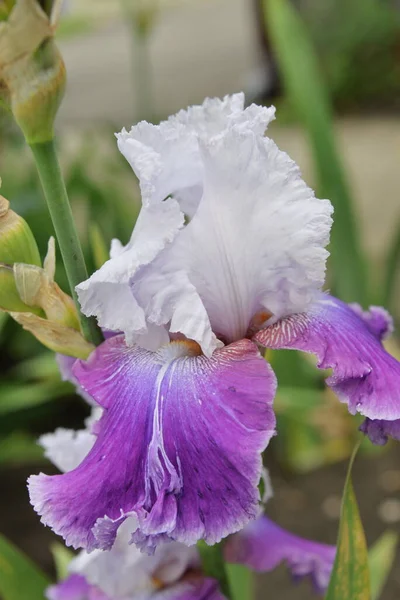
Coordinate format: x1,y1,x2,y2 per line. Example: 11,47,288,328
29,94,400,554
42,417,335,599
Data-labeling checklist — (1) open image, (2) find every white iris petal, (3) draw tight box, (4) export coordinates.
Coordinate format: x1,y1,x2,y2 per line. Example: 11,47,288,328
76,94,332,356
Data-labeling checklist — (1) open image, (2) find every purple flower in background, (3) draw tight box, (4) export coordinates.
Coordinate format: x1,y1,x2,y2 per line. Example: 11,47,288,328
29,93,400,555
46,574,109,600
225,516,336,594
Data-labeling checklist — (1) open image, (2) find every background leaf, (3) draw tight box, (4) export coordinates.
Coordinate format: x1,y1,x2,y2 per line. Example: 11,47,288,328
383,218,400,314
51,543,75,581
325,443,370,600
226,564,253,600
0,380,71,416
263,0,368,304
369,531,398,600
0,535,50,600
0,431,44,465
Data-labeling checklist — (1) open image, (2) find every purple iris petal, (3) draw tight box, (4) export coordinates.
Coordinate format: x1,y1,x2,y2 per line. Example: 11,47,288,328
348,304,393,340
46,574,109,600
352,305,399,445
29,335,276,552
254,295,400,422
167,578,227,600
224,515,335,594
359,418,400,445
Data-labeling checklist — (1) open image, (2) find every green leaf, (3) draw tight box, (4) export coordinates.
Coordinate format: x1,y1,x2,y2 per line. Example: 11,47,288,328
383,218,400,311
10,351,59,380
51,543,75,581
0,380,71,416
325,443,371,600
0,534,50,600
89,223,109,270
263,0,368,304
197,541,232,599
369,531,398,600
0,432,44,465
226,563,253,600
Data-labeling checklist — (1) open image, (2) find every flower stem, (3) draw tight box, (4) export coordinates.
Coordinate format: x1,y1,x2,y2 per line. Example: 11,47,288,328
197,541,232,599
131,27,154,122
29,139,103,346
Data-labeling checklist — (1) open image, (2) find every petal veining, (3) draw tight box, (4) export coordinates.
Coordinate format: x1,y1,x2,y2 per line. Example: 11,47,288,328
254,294,400,421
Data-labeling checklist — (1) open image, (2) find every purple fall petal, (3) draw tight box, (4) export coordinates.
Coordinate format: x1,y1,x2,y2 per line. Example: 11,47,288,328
29,335,276,552
348,304,393,340
359,418,400,445
254,295,400,422
224,515,335,594
46,574,109,600
352,305,400,445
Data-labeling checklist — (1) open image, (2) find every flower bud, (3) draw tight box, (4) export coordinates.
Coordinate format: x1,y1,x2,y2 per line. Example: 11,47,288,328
0,193,42,312
3,236,95,359
13,237,80,329
0,0,66,143
0,194,41,266
0,263,36,312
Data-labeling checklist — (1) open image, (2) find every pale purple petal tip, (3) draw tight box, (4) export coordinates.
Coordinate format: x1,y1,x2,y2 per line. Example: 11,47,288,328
349,304,394,340
360,417,400,445
224,516,335,594
46,574,109,600
254,295,400,423
29,335,276,552
169,578,227,600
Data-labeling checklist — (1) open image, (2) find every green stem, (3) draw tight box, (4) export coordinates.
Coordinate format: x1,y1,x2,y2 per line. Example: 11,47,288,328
29,140,103,346
197,541,232,599
120,0,155,122
131,25,154,122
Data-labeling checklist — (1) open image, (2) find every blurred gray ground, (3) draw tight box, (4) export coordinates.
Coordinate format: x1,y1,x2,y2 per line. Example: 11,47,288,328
58,0,261,124
58,0,400,264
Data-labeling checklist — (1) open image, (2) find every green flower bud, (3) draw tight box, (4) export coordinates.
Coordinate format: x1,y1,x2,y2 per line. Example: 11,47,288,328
0,193,43,311
0,194,41,266
0,263,34,312
0,0,66,143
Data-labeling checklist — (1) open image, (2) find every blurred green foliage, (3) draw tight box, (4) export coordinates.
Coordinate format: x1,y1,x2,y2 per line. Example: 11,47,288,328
0,534,50,600
0,114,140,465
299,0,400,113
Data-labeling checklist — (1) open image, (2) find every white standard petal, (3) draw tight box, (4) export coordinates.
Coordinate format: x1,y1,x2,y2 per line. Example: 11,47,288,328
129,128,332,352
76,197,184,340
70,517,198,599
116,93,275,213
